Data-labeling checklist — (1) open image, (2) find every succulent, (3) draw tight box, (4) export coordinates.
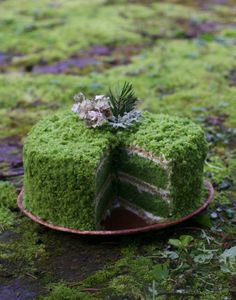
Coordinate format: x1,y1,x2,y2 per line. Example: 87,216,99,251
108,110,141,129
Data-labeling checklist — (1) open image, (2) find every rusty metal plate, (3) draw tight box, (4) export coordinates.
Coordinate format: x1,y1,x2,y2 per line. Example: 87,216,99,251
17,181,214,235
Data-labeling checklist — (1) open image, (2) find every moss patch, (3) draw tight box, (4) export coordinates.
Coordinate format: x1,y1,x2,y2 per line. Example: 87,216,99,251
0,181,17,209
0,181,17,232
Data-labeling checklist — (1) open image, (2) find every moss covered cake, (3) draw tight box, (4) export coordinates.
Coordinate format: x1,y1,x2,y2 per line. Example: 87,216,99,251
23,84,207,230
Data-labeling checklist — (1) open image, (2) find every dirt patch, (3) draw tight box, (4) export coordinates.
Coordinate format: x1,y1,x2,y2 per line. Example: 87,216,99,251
33,57,99,74
175,19,219,38
195,0,229,10
171,0,229,10
0,53,14,72
106,44,143,65
227,68,236,86
204,114,227,129
41,232,121,283
0,53,10,67
0,278,44,300
0,137,23,190
0,53,23,71
32,44,143,74
0,44,143,75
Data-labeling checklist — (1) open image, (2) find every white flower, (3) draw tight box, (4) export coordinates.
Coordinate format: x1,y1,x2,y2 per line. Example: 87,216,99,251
71,103,79,114
72,93,112,128
94,95,108,101
87,111,107,128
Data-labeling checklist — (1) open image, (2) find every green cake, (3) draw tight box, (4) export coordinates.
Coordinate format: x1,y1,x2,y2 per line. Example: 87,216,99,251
23,84,207,230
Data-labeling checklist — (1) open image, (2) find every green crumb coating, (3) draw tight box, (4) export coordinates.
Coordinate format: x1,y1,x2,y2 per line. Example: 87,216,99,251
23,111,114,230
117,181,170,218
23,111,207,229
117,149,169,188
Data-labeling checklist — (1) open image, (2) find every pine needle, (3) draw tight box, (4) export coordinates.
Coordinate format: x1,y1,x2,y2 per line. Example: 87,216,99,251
107,82,138,117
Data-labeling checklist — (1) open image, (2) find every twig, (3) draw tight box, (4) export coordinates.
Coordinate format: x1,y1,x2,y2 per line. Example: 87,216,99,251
26,272,37,280
80,288,100,292
157,292,201,296
0,171,24,179
67,282,100,292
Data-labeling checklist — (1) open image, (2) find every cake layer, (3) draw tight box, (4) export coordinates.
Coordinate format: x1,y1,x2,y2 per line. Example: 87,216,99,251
95,152,112,193
95,175,114,228
117,178,171,218
117,148,169,189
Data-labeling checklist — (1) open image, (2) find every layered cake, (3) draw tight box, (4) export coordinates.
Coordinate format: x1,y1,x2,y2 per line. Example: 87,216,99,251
23,84,207,230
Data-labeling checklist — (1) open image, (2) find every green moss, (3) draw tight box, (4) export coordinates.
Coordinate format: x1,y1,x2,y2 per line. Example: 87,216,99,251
0,206,14,232
0,218,47,276
0,181,17,209
0,181,17,232
43,252,153,300
41,283,95,300
0,0,141,62
205,155,230,184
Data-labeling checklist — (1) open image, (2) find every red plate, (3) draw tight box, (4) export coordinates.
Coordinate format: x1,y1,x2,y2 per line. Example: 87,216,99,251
17,181,214,235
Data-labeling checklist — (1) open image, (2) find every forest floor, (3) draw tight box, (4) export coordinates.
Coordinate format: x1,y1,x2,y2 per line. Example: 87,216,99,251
0,0,236,299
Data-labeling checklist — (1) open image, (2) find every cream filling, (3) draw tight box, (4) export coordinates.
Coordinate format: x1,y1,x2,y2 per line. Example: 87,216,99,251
119,197,163,223
94,146,173,226
94,174,113,210
95,152,110,177
94,175,114,228
118,171,171,202
122,147,170,170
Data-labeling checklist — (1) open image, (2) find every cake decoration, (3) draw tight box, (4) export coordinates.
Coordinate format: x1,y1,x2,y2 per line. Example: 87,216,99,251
23,82,208,231
72,92,112,128
72,82,141,129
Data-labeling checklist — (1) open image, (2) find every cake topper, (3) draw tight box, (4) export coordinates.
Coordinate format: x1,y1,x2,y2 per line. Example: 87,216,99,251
72,82,141,128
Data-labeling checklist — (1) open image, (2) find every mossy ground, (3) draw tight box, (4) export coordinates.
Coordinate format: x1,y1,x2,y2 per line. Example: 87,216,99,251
0,0,236,299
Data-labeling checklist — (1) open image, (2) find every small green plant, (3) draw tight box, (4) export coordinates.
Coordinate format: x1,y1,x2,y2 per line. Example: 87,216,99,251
152,263,169,281
107,82,138,117
168,235,194,252
219,246,236,275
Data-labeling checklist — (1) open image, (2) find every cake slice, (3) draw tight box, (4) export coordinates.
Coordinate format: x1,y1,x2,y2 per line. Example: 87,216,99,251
118,112,207,221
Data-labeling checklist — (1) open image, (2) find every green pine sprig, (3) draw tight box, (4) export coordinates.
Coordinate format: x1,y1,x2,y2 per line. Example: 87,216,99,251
107,82,138,118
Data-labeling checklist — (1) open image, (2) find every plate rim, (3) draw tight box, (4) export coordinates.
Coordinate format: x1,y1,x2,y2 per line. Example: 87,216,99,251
17,181,214,236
